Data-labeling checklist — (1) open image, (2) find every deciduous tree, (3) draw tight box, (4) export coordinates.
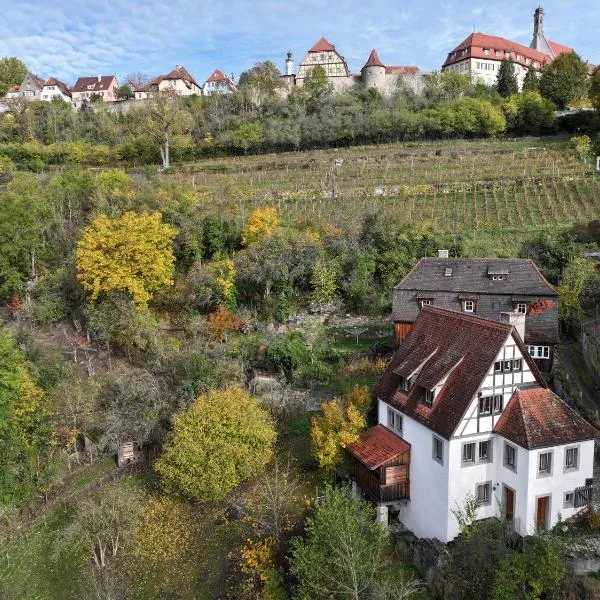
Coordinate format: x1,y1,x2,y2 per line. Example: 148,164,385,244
539,52,589,110
76,211,177,307
0,57,27,97
155,386,276,502
242,207,280,246
557,256,596,321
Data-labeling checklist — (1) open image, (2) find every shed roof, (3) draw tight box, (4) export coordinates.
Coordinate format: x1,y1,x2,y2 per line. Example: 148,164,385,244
346,425,410,470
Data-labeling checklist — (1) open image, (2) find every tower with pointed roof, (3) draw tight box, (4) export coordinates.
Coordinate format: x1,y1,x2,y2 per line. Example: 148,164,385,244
361,49,386,90
285,52,294,77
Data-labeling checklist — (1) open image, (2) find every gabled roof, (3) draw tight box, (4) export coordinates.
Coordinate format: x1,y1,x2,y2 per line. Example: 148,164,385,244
548,40,573,58
206,69,228,82
44,77,71,97
363,49,385,69
443,33,551,69
163,65,201,88
347,425,410,470
376,306,545,439
394,258,557,296
309,37,336,53
72,76,116,93
385,66,420,75
494,387,598,449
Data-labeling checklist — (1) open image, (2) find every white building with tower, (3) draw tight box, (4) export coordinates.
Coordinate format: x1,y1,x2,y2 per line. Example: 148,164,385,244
442,6,573,88
347,306,597,543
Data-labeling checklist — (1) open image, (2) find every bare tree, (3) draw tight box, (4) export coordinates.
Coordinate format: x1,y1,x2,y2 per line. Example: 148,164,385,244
124,72,151,89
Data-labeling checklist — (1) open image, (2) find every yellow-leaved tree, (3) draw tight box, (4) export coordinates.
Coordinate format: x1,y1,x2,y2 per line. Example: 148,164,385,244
155,386,276,502
241,207,279,246
311,385,371,472
76,211,177,307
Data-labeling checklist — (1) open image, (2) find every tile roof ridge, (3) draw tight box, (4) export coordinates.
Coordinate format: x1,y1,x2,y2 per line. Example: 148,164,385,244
394,257,426,289
526,258,557,294
421,305,513,331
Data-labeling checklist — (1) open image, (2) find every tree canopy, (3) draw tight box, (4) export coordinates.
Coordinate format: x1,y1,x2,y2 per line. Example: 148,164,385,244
155,386,276,502
496,59,519,98
76,211,177,307
0,57,27,97
539,52,589,110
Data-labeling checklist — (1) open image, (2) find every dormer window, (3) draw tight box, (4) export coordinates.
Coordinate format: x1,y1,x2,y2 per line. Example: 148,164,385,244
444,267,452,277
87,84,94,90
491,275,505,281
516,303,527,314
398,375,412,392
422,388,435,408
463,300,474,313
420,299,433,309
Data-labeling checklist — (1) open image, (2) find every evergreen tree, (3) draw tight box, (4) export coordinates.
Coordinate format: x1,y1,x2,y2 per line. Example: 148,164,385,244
522,67,539,92
496,59,519,97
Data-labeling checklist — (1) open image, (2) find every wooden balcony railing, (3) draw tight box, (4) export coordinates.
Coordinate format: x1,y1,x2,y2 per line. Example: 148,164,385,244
575,484,593,508
354,463,410,503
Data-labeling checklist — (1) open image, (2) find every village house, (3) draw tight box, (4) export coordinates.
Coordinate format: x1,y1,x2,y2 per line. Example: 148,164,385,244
71,75,118,108
16,72,45,100
134,65,202,100
3,85,21,100
347,306,597,543
392,254,559,371
280,38,424,97
203,69,238,95
442,6,573,88
41,77,72,102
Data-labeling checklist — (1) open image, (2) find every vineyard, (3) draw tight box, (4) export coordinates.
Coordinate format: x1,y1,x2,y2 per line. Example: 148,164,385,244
172,137,600,249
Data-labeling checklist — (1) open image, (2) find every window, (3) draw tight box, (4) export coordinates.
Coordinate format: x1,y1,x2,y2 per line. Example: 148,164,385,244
464,300,474,313
420,299,432,308
479,440,492,462
538,452,552,475
564,491,574,508
432,436,443,464
512,359,522,371
462,442,476,464
503,360,512,371
423,388,435,407
517,303,527,314
444,267,452,277
483,48,490,55
494,361,502,373
398,376,411,392
528,346,550,359
491,275,505,281
504,442,517,471
387,408,403,435
476,482,492,505
479,394,502,415
565,446,579,470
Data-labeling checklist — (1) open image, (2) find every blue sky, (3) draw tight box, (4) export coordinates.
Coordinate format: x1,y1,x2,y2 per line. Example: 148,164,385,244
0,0,597,85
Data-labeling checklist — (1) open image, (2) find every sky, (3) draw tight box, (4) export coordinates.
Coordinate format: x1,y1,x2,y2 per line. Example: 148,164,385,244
0,0,598,85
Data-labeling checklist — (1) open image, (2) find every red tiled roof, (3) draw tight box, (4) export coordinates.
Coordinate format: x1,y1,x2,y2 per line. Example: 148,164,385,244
443,33,552,69
347,425,410,470
494,387,598,449
363,49,385,69
44,77,71,97
385,66,420,75
207,69,228,82
376,306,545,439
309,37,336,53
72,76,116,93
548,40,573,58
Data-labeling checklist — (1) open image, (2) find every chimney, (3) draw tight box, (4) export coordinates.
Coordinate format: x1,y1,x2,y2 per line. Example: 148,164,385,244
438,249,449,259
501,312,526,342
97,75,101,82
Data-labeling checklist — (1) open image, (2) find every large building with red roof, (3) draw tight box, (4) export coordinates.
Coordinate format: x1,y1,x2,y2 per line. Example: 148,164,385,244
442,6,573,88
203,69,238,95
281,38,424,97
347,306,597,542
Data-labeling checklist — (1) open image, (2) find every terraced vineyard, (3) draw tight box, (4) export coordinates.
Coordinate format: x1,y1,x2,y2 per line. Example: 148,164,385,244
173,137,600,238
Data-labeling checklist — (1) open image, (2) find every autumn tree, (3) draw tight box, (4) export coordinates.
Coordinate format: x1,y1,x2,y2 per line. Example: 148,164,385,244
303,66,333,103
311,385,370,472
76,211,177,307
211,256,237,308
155,386,276,502
539,52,589,110
496,59,519,98
206,306,241,342
238,60,283,101
242,207,280,246
0,57,27,97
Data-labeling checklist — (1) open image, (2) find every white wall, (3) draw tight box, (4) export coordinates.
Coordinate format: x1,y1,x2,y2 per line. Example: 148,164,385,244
378,399,450,541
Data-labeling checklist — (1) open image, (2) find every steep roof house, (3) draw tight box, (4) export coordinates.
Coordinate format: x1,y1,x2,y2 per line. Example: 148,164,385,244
18,72,45,100
71,75,118,108
134,65,202,100
41,77,72,102
203,69,237,95
442,6,573,88
348,306,597,542
392,254,559,371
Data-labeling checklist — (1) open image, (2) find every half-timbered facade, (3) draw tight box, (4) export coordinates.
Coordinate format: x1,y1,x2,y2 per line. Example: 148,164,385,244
348,307,597,543
392,255,559,371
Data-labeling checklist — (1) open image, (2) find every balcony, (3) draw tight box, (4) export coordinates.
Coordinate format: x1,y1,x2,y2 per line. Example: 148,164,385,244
346,425,411,505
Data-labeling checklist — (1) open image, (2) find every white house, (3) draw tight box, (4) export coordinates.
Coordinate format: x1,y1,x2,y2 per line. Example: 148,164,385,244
348,306,597,543
134,65,202,100
41,78,72,102
203,69,237,95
